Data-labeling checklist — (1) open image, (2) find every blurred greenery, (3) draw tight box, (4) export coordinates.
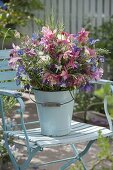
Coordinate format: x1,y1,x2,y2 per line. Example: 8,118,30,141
70,161,84,170
84,16,113,79
0,0,43,27
0,96,17,163
0,0,44,48
3,96,17,115
94,84,113,118
75,89,103,113
70,132,113,170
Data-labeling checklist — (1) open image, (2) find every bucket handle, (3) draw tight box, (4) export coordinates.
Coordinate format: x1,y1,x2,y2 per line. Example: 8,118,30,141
29,91,75,107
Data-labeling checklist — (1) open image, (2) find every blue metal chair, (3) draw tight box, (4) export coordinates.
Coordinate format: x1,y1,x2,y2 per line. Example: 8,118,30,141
0,49,113,170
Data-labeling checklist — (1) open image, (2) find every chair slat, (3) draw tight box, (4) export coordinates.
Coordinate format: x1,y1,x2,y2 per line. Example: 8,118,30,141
0,81,21,90
0,60,11,70
0,49,11,59
5,121,113,147
0,71,16,81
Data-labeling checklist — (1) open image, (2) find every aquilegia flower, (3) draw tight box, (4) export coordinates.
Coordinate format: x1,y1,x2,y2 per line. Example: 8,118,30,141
9,26,108,91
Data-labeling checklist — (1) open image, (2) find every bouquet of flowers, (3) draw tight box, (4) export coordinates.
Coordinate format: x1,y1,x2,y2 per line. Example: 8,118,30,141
9,26,108,91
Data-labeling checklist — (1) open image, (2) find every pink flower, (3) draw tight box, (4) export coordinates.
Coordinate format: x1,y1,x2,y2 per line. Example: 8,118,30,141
77,28,89,43
41,26,57,39
63,50,71,59
67,57,78,69
12,43,20,51
74,75,86,87
91,68,103,80
43,73,58,86
9,51,21,69
85,47,96,57
60,70,69,80
57,32,73,44
25,48,36,57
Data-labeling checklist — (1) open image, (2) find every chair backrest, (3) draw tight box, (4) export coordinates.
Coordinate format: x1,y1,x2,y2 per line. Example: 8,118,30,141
0,49,21,90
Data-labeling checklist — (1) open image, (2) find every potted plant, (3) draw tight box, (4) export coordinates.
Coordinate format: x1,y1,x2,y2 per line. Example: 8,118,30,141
8,24,108,136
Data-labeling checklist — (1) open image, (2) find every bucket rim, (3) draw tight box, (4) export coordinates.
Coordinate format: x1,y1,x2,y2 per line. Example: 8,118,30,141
32,88,76,93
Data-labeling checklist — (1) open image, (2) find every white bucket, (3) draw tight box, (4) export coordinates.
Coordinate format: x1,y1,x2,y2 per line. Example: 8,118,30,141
33,89,75,136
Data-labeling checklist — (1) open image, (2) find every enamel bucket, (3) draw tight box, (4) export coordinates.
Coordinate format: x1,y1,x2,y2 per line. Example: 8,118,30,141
33,89,75,136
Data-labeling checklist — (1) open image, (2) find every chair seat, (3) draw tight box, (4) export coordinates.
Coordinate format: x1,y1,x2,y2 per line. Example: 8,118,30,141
5,121,113,148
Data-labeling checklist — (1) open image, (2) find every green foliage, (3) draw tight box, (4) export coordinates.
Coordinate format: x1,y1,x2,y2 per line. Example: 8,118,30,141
90,132,113,170
0,96,17,163
85,16,113,68
94,84,113,117
75,90,102,113
45,13,64,32
70,161,84,170
97,131,112,160
0,0,43,27
0,131,11,163
3,96,17,115
96,48,110,56
94,84,111,99
75,91,92,112
69,132,113,170
0,0,44,46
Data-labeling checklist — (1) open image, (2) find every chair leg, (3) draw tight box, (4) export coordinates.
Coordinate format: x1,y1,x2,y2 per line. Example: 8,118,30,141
71,144,87,170
60,140,95,170
4,135,43,170
4,135,20,170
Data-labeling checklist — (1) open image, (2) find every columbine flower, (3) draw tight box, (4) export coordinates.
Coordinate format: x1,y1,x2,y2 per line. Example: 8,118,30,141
61,70,69,80
57,34,65,40
89,38,100,45
77,28,89,43
41,26,57,39
9,56,21,69
80,83,94,92
98,56,105,63
43,73,58,86
17,49,24,56
12,43,20,51
85,47,96,57
91,68,103,80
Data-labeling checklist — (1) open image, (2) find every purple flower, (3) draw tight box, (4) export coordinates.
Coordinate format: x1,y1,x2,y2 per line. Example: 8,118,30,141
32,33,38,41
16,65,26,78
90,58,97,64
25,49,36,56
91,68,103,80
73,33,79,38
16,79,20,86
98,56,105,63
0,0,7,10
72,45,80,53
24,84,30,90
89,38,100,45
80,83,94,92
17,49,24,56
90,65,96,72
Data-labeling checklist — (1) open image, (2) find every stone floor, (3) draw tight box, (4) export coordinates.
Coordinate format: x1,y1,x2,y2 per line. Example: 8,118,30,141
1,92,113,170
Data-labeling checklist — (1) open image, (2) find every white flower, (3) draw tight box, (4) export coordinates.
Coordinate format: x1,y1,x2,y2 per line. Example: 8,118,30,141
55,65,62,72
40,55,50,61
57,34,65,40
